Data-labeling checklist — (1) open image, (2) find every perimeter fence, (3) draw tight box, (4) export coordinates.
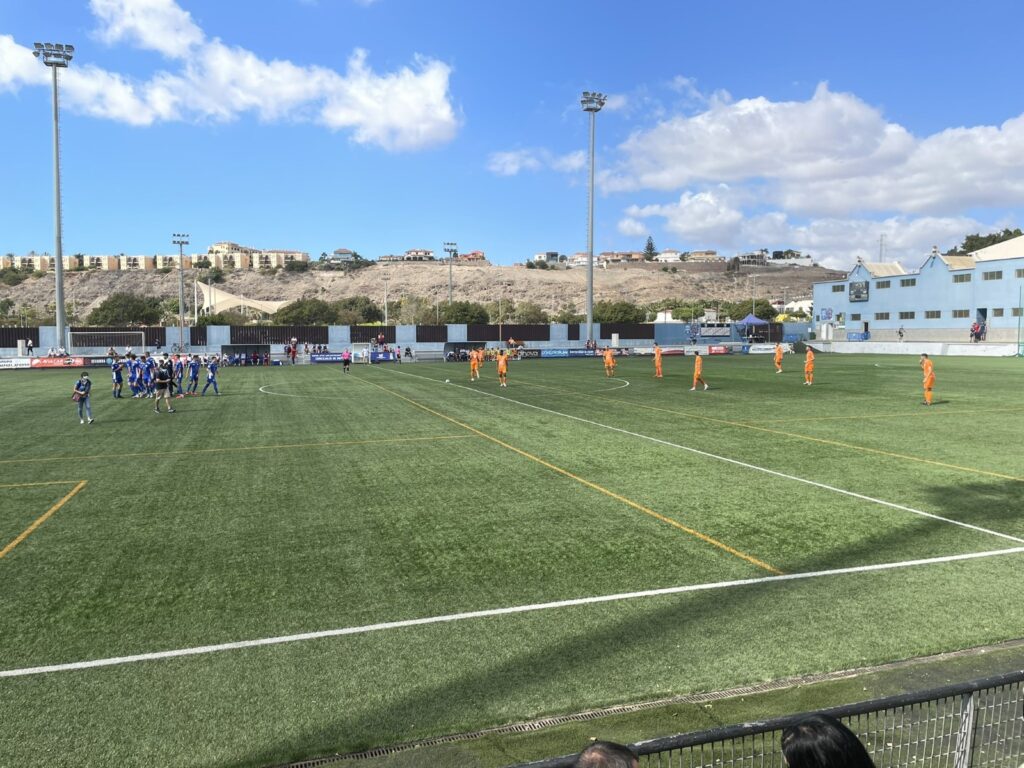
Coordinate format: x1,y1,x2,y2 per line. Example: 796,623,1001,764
512,670,1024,768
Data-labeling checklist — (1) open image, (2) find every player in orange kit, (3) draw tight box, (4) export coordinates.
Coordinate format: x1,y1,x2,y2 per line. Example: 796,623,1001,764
603,347,616,377
689,350,708,391
653,343,663,378
469,348,480,381
774,343,784,373
920,353,935,405
803,347,815,385
496,349,508,388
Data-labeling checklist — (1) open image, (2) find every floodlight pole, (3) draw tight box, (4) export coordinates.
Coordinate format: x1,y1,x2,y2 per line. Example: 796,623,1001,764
34,42,74,352
443,242,457,304
581,90,606,345
172,234,189,349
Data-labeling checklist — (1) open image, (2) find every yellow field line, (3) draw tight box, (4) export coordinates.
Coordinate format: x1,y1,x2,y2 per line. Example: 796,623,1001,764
0,435,476,466
0,481,87,560
361,377,782,575
575,392,1024,483
0,481,83,489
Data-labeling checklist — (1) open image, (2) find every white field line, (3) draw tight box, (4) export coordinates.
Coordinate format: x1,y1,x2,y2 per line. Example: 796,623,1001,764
3,546,1023,679
382,368,1024,546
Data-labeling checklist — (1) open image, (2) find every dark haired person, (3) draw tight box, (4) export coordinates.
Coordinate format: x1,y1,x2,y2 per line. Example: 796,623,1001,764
72,371,94,425
574,740,638,768
153,363,176,414
781,714,876,768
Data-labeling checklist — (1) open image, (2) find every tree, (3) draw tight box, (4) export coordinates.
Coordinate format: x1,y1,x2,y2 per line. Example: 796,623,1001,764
274,298,339,325
0,298,13,316
513,301,549,324
333,295,382,324
552,304,585,324
525,260,537,269
194,257,212,269
439,301,489,324
86,293,163,325
207,267,225,283
593,300,645,324
954,228,1023,254
643,236,658,261
197,310,247,326
283,260,309,273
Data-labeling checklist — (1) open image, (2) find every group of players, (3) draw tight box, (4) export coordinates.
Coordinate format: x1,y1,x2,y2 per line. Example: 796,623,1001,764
109,352,221,406
466,341,937,403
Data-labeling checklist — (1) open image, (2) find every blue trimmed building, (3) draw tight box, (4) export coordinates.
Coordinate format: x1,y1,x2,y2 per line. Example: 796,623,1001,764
812,236,1024,342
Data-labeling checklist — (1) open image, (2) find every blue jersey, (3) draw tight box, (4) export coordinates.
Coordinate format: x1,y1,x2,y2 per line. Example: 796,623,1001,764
207,362,219,380
174,360,184,378
111,361,123,382
188,360,200,379
74,378,92,396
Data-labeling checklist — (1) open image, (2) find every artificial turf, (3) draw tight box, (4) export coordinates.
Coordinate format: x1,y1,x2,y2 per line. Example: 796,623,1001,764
0,352,1022,766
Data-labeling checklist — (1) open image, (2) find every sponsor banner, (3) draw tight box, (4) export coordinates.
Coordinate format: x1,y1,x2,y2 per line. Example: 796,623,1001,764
783,334,802,343
519,349,541,359
30,356,86,368
707,345,730,355
846,332,871,341
748,344,778,354
700,326,732,337
568,349,596,357
0,358,31,369
369,352,395,363
541,349,569,358
310,353,344,364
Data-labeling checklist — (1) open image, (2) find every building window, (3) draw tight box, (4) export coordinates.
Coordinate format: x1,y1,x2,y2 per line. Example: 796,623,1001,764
952,309,970,319
1016,269,1024,278
899,311,915,320
953,273,972,283
982,270,1003,281
874,312,890,321
1013,308,1023,317
875,280,891,289
900,278,917,287
924,310,941,319
850,314,861,321
831,284,845,293
992,308,1004,318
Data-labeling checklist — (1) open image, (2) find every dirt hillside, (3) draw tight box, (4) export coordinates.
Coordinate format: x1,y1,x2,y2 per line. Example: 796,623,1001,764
1,261,843,318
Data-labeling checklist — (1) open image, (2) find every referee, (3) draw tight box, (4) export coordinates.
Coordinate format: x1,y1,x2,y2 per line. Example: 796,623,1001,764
153,361,176,414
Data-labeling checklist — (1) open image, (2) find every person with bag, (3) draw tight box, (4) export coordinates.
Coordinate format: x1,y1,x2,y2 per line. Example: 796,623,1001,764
72,372,94,425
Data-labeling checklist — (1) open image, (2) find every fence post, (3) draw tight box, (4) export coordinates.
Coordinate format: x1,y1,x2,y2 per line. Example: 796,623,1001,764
953,691,978,768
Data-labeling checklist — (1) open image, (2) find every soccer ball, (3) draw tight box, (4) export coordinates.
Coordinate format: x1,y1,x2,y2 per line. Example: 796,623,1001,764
445,379,451,384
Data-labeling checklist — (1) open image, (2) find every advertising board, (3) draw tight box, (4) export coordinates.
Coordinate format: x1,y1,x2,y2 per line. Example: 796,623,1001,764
0,358,31,369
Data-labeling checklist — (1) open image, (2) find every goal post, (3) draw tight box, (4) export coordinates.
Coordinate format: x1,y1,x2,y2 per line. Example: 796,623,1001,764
69,331,147,355
351,342,372,363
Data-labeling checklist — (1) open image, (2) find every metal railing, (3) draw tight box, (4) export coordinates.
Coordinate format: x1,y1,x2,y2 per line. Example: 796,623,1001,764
511,670,1024,768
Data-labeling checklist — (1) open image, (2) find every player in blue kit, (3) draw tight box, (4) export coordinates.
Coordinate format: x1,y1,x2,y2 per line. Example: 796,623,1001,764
187,355,201,395
127,354,141,397
173,355,185,398
201,356,220,395
111,356,124,398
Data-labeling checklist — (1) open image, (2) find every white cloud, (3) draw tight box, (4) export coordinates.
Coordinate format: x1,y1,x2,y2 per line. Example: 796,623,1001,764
617,217,647,237
0,0,458,151
487,148,586,176
90,0,204,58
487,149,543,176
603,93,628,112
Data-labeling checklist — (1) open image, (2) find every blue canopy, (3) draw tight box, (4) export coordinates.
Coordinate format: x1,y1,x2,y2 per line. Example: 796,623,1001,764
739,313,769,325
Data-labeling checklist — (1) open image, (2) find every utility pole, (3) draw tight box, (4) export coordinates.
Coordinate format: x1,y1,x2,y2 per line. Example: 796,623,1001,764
33,42,74,352
172,234,189,349
581,91,607,345
443,242,457,304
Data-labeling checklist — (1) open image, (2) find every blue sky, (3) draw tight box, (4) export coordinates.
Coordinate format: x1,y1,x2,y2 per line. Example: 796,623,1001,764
2,0,1024,268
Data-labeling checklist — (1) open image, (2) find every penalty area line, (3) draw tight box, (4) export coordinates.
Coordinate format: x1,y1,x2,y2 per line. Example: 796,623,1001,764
382,367,1024,546
3,546,1023,679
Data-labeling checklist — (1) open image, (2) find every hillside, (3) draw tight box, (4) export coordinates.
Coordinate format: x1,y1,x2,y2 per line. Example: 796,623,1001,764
0,261,844,321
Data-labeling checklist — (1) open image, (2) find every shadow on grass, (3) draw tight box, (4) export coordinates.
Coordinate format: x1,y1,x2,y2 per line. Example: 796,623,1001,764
222,477,1024,768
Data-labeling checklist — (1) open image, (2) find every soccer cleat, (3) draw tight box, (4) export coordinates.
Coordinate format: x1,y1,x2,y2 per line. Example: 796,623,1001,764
704,384,709,390
689,387,696,391
80,419,84,424
168,408,176,413
154,408,160,414
88,418,94,424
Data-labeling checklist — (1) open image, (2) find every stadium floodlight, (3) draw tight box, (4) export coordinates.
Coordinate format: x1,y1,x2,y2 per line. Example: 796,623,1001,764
443,241,458,304
172,234,190,350
33,41,74,352
580,90,606,345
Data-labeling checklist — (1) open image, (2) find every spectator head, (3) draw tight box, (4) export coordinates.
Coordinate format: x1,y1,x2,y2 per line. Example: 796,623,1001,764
920,353,928,359
781,714,875,768
574,740,638,768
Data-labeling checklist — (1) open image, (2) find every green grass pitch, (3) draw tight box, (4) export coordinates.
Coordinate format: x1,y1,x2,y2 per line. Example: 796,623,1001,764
1,352,1022,767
